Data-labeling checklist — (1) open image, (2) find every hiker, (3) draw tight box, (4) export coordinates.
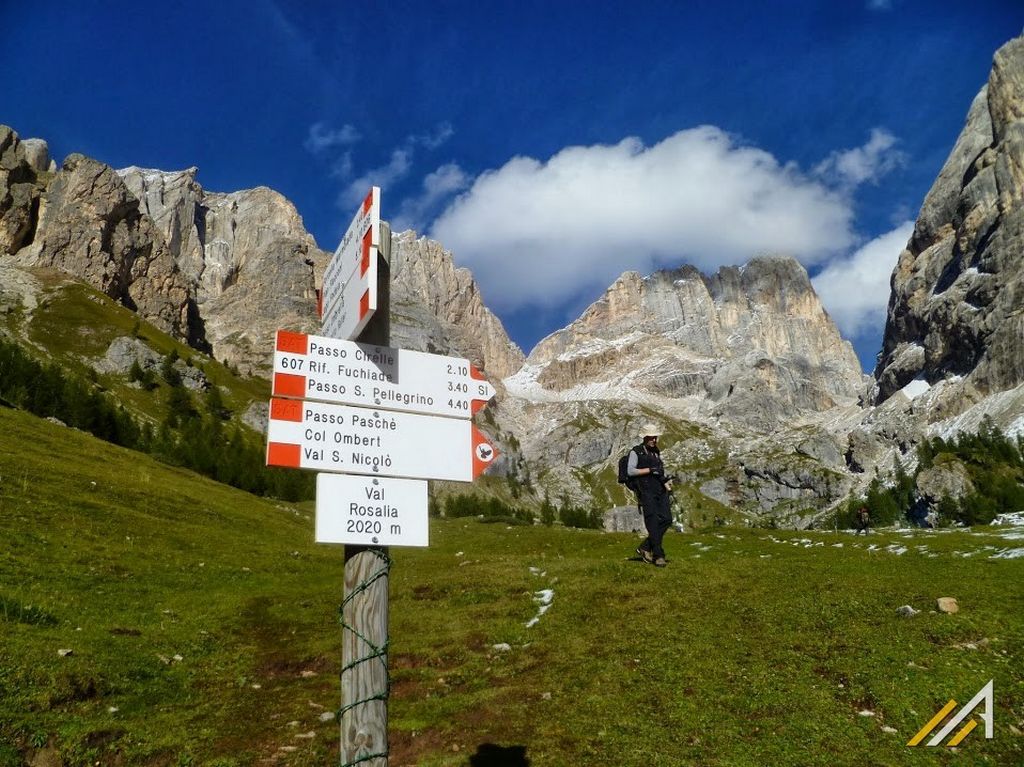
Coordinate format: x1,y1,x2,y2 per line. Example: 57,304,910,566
629,424,674,567
855,505,871,535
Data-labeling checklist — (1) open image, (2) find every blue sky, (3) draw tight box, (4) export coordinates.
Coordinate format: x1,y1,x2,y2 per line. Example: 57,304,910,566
5,1,1023,373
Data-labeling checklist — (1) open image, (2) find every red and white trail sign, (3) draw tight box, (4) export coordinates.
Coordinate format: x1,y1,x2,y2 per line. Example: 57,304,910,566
321,187,380,340
265,398,498,482
272,330,497,419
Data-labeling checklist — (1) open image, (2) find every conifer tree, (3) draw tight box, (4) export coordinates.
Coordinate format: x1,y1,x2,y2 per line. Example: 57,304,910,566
539,491,556,526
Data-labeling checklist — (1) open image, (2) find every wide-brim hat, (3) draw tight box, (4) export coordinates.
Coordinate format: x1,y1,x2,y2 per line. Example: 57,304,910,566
639,423,662,438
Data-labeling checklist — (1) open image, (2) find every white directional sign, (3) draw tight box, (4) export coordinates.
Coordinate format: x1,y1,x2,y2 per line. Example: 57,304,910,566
316,473,428,547
265,398,498,482
321,263,376,341
321,186,380,340
272,330,497,418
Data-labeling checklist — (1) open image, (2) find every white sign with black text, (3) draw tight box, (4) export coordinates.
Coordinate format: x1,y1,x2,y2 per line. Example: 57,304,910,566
265,398,498,482
272,330,496,418
315,473,428,547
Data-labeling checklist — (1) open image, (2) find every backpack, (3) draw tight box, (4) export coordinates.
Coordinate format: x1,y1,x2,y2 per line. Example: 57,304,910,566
617,447,640,493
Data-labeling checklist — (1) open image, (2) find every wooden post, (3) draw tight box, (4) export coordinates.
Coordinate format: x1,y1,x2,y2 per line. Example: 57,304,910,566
341,225,391,766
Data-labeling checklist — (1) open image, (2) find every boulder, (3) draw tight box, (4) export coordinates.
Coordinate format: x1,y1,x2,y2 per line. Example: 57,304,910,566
796,433,845,467
937,597,960,614
93,336,161,375
916,459,975,504
20,138,51,174
604,506,645,533
242,401,269,433
845,428,885,473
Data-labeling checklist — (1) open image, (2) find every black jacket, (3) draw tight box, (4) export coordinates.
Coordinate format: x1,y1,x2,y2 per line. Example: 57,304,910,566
632,443,667,498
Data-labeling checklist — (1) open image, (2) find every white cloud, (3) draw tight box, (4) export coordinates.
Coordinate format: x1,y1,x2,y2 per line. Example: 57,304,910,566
342,148,412,207
811,221,914,338
304,122,361,181
392,163,469,233
330,152,354,180
814,128,905,188
412,123,454,150
429,126,861,312
866,0,894,10
336,122,455,209
304,122,361,153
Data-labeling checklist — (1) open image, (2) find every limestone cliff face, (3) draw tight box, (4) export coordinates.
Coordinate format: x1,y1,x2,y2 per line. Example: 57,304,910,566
2,130,517,377
5,148,193,339
1,134,327,361
875,36,1024,405
389,231,525,381
0,126,49,256
118,167,328,372
518,256,865,431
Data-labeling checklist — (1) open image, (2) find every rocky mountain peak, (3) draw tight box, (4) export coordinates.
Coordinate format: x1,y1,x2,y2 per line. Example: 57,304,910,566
389,230,525,381
517,254,864,431
5,144,194,339
1,126,45,255
116,166,328,372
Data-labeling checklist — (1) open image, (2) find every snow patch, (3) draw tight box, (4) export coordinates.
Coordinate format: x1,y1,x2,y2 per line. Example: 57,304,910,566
990,548,1024,560
929,382,1024,441
899,378,931,400
992,512,1024,527
525,588,555,628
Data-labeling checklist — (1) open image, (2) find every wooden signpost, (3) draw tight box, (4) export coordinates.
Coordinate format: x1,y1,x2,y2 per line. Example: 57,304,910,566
341,258,390,767
264,187,497,766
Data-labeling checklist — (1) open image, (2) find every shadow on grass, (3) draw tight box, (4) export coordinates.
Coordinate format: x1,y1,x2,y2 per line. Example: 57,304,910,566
468,742,529,766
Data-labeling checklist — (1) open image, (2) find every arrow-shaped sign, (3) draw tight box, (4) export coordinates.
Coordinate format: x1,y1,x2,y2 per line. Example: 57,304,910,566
272,330,496,419
321,187,380,340
265,398,498,482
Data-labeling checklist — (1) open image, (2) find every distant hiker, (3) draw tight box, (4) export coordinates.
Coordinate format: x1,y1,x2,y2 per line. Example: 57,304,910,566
629,424,674,567
855,506,871,535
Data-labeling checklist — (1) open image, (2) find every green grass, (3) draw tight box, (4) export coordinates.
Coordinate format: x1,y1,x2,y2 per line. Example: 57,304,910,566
1,406,1022,765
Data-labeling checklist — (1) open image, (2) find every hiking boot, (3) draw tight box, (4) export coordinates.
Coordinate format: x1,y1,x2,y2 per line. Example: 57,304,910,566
654,558,668,567
636,547,653,564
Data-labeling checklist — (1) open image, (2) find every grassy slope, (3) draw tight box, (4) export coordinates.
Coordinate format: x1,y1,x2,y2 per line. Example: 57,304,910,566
11,275,268,423
0,407,338,765
1,407,1022,765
